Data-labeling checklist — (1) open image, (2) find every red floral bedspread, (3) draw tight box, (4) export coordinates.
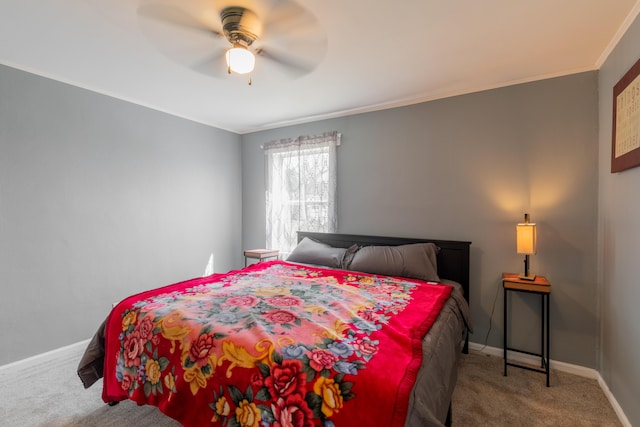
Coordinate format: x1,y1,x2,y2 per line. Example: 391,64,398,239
102,261,452,427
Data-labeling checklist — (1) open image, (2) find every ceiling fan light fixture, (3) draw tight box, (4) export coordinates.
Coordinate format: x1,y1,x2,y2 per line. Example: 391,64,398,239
225,44,255,74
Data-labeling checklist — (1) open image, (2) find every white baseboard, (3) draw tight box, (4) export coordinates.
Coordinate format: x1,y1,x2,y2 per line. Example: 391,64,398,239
595,372,633,427
0,339,90,373
468,342,631,427
468,342,597,378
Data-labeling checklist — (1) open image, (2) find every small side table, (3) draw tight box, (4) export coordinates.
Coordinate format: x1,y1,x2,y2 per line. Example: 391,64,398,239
244,249,279,267
502,273,551,387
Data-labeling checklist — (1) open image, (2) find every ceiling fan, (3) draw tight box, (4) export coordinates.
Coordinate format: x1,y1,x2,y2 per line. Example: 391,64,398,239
137,0,327,85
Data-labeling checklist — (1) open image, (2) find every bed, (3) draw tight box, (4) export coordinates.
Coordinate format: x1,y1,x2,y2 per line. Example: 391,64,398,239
78,232,471,427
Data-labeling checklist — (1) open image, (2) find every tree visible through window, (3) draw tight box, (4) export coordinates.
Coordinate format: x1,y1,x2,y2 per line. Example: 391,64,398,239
264,131,340,257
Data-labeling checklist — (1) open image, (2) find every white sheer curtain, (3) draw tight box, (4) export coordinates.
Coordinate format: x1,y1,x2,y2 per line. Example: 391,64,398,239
264,131,340,257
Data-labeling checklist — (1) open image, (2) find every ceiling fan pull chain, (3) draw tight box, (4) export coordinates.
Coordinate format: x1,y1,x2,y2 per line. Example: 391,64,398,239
248,75,252,86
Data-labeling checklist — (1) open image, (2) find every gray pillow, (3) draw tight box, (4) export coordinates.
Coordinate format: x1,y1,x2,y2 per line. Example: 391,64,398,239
346,243,440,282
286,237,347,268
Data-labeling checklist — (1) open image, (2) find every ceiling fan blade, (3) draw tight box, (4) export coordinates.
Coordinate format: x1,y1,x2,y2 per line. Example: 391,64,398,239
138,2,230,78
190,48,229,78
138,3,222,38
256,47,314,77
253,0,327,77
262,0,322,41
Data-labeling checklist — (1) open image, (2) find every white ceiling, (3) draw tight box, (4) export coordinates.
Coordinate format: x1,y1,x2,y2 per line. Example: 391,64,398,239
1,0,639,134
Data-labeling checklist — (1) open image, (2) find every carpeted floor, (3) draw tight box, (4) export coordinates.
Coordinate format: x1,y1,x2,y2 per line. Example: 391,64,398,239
452,351,621,426
0,344,621,426
0,343,179,427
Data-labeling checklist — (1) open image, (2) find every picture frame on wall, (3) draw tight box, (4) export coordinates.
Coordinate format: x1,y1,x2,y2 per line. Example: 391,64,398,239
611,56,640,173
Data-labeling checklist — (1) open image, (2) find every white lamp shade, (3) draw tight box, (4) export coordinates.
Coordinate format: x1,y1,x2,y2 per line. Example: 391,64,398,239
225,47,255,74
516,223,537,254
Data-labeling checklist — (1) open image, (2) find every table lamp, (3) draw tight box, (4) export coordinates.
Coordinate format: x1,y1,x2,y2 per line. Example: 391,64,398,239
516,213,537,280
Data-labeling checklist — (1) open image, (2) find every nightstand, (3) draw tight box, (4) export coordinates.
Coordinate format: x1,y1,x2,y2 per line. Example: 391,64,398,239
502,273,551,387
244,249,279,267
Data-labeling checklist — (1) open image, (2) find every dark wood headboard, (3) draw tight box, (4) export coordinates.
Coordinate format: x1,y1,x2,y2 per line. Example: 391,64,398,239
297,232,471,304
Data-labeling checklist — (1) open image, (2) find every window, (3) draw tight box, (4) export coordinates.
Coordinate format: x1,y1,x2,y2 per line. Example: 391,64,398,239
264,131,340,257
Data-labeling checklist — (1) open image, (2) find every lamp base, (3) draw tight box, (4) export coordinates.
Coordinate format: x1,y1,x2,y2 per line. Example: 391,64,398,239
518,273,537,281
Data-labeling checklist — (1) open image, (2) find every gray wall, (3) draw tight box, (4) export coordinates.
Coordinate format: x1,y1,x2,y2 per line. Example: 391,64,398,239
243,72,599,368
0,64,243,365
598,13,640,427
